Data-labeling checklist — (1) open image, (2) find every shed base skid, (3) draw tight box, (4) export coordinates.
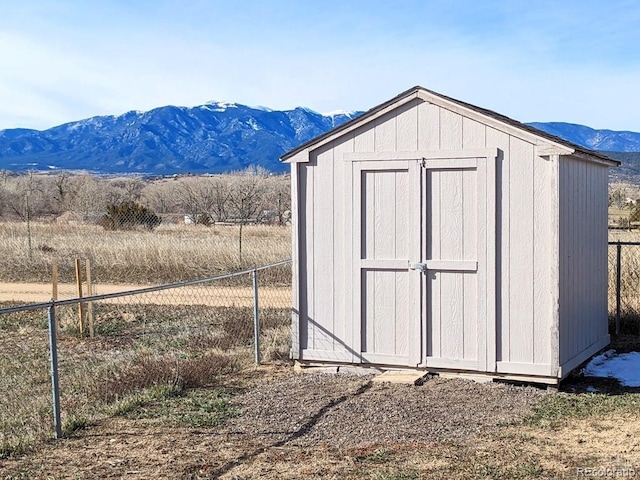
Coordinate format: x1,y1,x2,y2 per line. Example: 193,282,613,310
293,361,560,387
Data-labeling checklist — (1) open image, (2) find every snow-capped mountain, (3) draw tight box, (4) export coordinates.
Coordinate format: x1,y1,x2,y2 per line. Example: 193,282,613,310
0,103,361,174
0,105,638,175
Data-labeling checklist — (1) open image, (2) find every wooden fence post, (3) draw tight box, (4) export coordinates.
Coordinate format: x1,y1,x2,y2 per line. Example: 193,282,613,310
74,258,85,336
86,259,94,338
52,259,59,332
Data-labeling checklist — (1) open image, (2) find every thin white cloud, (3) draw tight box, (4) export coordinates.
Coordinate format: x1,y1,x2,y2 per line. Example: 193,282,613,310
0,1,639,131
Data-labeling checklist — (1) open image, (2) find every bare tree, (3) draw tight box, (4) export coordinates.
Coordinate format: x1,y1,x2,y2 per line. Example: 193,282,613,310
228,168,268,261
69,175,107,221
0,171,11,218
263,175,291,225
0,171,291,227
51,172,73,213
2,172,49,258
211,176,231,222
141,180,179,215
4,172,47,220
174,177,218,224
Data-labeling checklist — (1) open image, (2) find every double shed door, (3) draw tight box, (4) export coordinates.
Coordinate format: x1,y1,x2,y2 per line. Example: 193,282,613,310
351,149,496,371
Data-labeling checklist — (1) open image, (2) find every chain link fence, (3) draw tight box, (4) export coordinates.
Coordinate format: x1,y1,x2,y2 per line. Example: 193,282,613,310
0,260,291,456
608,241,640,335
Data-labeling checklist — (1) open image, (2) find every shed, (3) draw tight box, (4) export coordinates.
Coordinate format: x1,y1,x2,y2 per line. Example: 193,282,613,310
281,86,619,384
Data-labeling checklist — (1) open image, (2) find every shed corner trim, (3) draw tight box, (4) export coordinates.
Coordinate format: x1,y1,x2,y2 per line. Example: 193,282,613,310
557,335,611,379
535,144,573,157
282,150,310,164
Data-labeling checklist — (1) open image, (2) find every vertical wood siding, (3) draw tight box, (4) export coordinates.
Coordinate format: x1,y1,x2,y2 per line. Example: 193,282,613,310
492,138,554,373
311,145,334,351
558,157,609,365
358,164,413,359
426,168,479,362
332,135,355,357
298,136,355,359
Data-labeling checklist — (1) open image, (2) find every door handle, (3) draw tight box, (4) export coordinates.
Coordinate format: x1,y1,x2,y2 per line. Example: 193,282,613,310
409,262,427,273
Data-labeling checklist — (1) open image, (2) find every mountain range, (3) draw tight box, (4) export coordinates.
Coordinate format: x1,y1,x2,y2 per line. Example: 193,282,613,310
0,102,359,175
0,102,639,180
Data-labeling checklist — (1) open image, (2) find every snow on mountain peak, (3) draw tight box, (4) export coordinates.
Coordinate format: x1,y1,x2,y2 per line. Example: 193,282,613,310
249,104,273,112
323,109,357,118
296,106,320,115
203,101,239,112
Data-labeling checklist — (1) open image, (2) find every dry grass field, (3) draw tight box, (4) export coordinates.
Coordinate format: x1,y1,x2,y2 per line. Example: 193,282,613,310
0,221,292,285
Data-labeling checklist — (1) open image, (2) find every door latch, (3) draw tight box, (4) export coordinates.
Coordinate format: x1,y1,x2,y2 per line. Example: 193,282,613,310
409,262,428,273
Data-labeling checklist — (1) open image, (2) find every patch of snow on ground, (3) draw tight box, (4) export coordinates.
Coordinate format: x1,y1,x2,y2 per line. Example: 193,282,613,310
583,350,640,386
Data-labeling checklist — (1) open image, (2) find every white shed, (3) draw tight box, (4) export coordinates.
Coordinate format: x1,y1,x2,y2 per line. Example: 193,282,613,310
281,86,619,384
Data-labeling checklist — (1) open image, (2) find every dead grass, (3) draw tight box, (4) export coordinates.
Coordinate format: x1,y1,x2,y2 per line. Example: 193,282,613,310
0,301,291,460
2,320,638,478
0,221,291,285
2,368,640,479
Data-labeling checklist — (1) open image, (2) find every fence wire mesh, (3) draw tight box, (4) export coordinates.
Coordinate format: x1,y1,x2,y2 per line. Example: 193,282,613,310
608,241,640,334
0,260,291,456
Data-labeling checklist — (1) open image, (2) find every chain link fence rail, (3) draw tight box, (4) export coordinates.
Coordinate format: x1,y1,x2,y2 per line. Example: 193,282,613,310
0,260,291,455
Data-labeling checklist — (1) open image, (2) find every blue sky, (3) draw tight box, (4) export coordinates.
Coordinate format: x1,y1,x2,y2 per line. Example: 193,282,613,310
1,0,639,131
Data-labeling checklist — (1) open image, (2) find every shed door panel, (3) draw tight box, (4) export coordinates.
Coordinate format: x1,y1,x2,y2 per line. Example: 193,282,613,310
423,156,495,372
425,167,479,368
354,161,421,366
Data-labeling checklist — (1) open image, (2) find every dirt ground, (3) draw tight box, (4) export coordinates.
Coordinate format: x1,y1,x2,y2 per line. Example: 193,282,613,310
0,282,290,308
2,366,639,479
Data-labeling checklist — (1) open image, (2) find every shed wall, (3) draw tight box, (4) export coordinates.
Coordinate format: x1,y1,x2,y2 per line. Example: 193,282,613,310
495,139,554,375
558,156,609,369
297,135,354,361
295,97,576,376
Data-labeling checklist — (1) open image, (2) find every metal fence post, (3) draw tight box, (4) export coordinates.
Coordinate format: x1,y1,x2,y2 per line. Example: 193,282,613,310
616,242,622,336
252,268,260,365
47,304,62,439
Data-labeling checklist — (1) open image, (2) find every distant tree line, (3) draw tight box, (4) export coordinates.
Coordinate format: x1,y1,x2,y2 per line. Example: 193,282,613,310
0,167,291,227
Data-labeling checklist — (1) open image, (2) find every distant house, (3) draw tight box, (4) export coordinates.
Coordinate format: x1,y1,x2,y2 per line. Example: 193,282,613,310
282,86,619,385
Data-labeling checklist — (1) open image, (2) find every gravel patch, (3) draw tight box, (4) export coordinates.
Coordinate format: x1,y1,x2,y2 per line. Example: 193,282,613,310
223,372,547,448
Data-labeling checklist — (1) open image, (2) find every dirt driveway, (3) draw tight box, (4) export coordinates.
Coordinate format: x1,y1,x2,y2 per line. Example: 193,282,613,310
0,282,291,308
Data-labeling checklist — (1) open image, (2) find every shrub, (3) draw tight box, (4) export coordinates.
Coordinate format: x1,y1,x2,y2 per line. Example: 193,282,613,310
101,201,162,231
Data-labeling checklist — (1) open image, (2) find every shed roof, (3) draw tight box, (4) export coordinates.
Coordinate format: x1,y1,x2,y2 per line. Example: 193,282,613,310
280,86,620,166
